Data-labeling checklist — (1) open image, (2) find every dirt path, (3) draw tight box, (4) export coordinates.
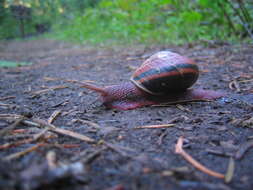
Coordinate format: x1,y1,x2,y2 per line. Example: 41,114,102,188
0,40,253,190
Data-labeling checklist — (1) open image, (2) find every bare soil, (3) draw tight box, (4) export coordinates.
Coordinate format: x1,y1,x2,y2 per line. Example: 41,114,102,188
0,39,252,190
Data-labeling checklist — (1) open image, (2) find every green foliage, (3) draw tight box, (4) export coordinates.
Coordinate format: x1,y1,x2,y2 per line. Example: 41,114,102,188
0,0,252,44
0,60,31,67
56,0,252,44
0,0,101,39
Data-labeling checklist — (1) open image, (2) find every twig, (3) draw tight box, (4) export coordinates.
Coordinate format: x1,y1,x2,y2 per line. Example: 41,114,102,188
31,118,95,143
52,127,95,143
135,124,175,129
238,78,253,83
3,143,43,161
235,140,253,160
60,144,80,148
44,77,95,85
3,133,33,140
0,114,96,143
0,129,56,150
206,149,233,157
0,96,15,101
158,130,167,145
74,119,101,129
175,136,225,179
11,129,27,134
0,114,21,120
48,110,61,124
152,99,211,107
32,85,68,96
0,138,34,150
176,104,191,112
82,148,107,164
0,102,17,108
103,141,133,158
33,128,51,141
0,116,24,136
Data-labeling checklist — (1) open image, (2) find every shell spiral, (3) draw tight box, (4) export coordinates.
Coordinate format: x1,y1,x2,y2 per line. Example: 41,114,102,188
130,51,199,95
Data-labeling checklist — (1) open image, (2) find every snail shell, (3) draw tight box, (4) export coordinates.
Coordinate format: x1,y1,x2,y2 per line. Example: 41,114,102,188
130,51,199,95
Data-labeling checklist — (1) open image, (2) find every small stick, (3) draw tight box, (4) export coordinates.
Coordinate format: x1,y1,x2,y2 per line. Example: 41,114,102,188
75,119,101,129
0,116,24,136
48,110,61,124
152,99,211,107
32,128,51,141
0,114,21,120
175,136,225,179
32,85,68,95
52,127,95,143
176,104,191,112
235,140,253,160
0,102,17,108
158,130,167,145
11,129,27,134
61,144,80,148
18,118,95,143
0,114,96,143
103,141,131,158
44,77,95,85
82,148,107,164
238,79,253,83
0,96,15,101
3,143,43,161
0,138,34,150
135,124,175,129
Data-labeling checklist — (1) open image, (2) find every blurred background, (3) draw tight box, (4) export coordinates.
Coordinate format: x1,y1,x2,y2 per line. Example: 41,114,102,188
0,0,252,44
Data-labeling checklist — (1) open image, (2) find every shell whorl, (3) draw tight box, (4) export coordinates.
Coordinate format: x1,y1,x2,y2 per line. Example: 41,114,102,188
130,51,199,95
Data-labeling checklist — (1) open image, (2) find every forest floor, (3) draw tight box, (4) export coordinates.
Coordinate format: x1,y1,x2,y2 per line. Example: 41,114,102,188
0,39,252,190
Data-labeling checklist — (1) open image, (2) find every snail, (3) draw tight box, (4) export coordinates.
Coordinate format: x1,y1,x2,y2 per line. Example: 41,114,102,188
81,51,224,110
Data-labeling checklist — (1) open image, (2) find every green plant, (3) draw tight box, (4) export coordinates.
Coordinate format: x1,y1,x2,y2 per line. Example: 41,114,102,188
0,60,31,67
55,0,252,44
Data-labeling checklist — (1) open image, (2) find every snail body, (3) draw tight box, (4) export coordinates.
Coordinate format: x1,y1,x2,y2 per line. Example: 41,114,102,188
81,51,224,110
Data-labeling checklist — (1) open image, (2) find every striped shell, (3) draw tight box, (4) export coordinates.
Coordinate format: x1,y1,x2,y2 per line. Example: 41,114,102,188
130,51,199,95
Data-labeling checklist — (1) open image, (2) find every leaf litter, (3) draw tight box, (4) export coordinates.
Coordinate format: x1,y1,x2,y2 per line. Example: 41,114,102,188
0,40,252,190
